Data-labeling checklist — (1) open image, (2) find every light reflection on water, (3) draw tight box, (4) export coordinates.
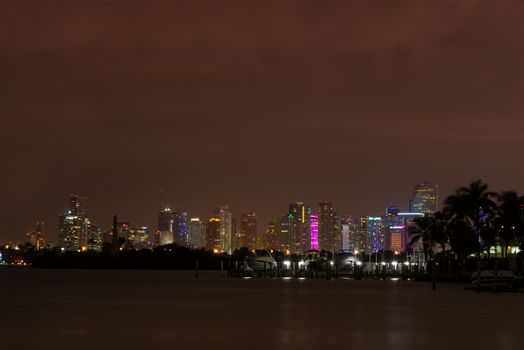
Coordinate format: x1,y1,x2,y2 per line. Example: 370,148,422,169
1,269,522,349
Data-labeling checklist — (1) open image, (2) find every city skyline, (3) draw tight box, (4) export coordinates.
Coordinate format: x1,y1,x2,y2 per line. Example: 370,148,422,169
27,181,440,250
2,2,524,349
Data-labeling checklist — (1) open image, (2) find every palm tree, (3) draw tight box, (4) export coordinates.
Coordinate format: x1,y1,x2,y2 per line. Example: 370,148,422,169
408,216,437,263
444,180,497,256
447,218,477,263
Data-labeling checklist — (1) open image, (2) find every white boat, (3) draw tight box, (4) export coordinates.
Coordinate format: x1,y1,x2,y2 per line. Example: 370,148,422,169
246,249,277,271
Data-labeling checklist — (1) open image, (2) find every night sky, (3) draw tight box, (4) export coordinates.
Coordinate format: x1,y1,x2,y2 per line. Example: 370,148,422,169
2,0,524,242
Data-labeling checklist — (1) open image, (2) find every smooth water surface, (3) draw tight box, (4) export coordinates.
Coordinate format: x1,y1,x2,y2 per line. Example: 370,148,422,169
1,269,522,349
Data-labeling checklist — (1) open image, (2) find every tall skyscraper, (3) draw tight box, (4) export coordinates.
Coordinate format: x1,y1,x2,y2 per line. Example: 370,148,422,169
288,202,311,254
239,211,257,250
367,216,385,252
174,212,189,246
158,207,175,233
26,221,46,249
87,224,102,251
58,194,90,251
188,218,205,249
409,181,438,214
213,205,233,254
310,215,319,251
206,217,221,252
264,221,278,251
274,214,292,253
318,202,338,252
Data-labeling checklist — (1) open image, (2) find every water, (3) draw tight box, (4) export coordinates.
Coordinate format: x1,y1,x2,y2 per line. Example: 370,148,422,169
1,269,522,349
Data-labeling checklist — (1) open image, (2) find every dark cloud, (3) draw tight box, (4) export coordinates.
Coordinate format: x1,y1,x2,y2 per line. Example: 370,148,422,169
1,0,524,241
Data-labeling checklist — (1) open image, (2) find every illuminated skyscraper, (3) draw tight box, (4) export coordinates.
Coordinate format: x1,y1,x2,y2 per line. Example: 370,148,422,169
159,230,174,245
211,205,232,253
264,221,278,251
384,206,402,253
274,214,292,253
206,217,221,252
310,215,319,251
239,211,257,249
26,221,46,249
188,218,205,248
58,194,90,251
409,182,438,215
87,225,102,251
158,207,175,233
288,202,311,254
367,216,385,252
318,202,338,252
174,212,189,246
339,216,359,253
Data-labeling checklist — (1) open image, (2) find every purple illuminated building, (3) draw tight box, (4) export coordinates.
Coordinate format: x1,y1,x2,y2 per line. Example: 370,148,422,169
310,215,319,251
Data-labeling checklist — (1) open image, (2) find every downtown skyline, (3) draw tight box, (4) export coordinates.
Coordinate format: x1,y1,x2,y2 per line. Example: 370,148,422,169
17,181,438,250
2,2,524,349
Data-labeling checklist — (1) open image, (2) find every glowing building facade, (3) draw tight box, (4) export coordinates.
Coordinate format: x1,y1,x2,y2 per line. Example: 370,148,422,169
175,212,189,246
367,216,385,252
206,218,220,251
310,215,319,251
26,221,46,250
318,202,338,252
158,207,175,234
58,195,91,251
239,211,258,249
188,217,205,249
288,202,311,254
273,214,292,253
218,206,232,254
409,182,438,215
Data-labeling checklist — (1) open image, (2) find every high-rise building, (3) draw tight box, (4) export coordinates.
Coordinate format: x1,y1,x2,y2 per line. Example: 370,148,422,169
174,212,189,246
310,215,319,251
318,202,338,252
58,194,91,251
288,202,311,254
367,216,385,252
206,218,221,252
264,221,278,251
339,216,358,253
158,207,175,233
123,225,149,249
384,206,402,253
159,230,174,245
213,205,233,254
26,221,46,249
87,225,102,251
409,182,438,215
188,218,205,249
239,212,257,250
274,214,292,253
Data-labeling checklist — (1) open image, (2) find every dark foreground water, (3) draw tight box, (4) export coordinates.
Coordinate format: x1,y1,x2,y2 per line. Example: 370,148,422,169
1,269,523,350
